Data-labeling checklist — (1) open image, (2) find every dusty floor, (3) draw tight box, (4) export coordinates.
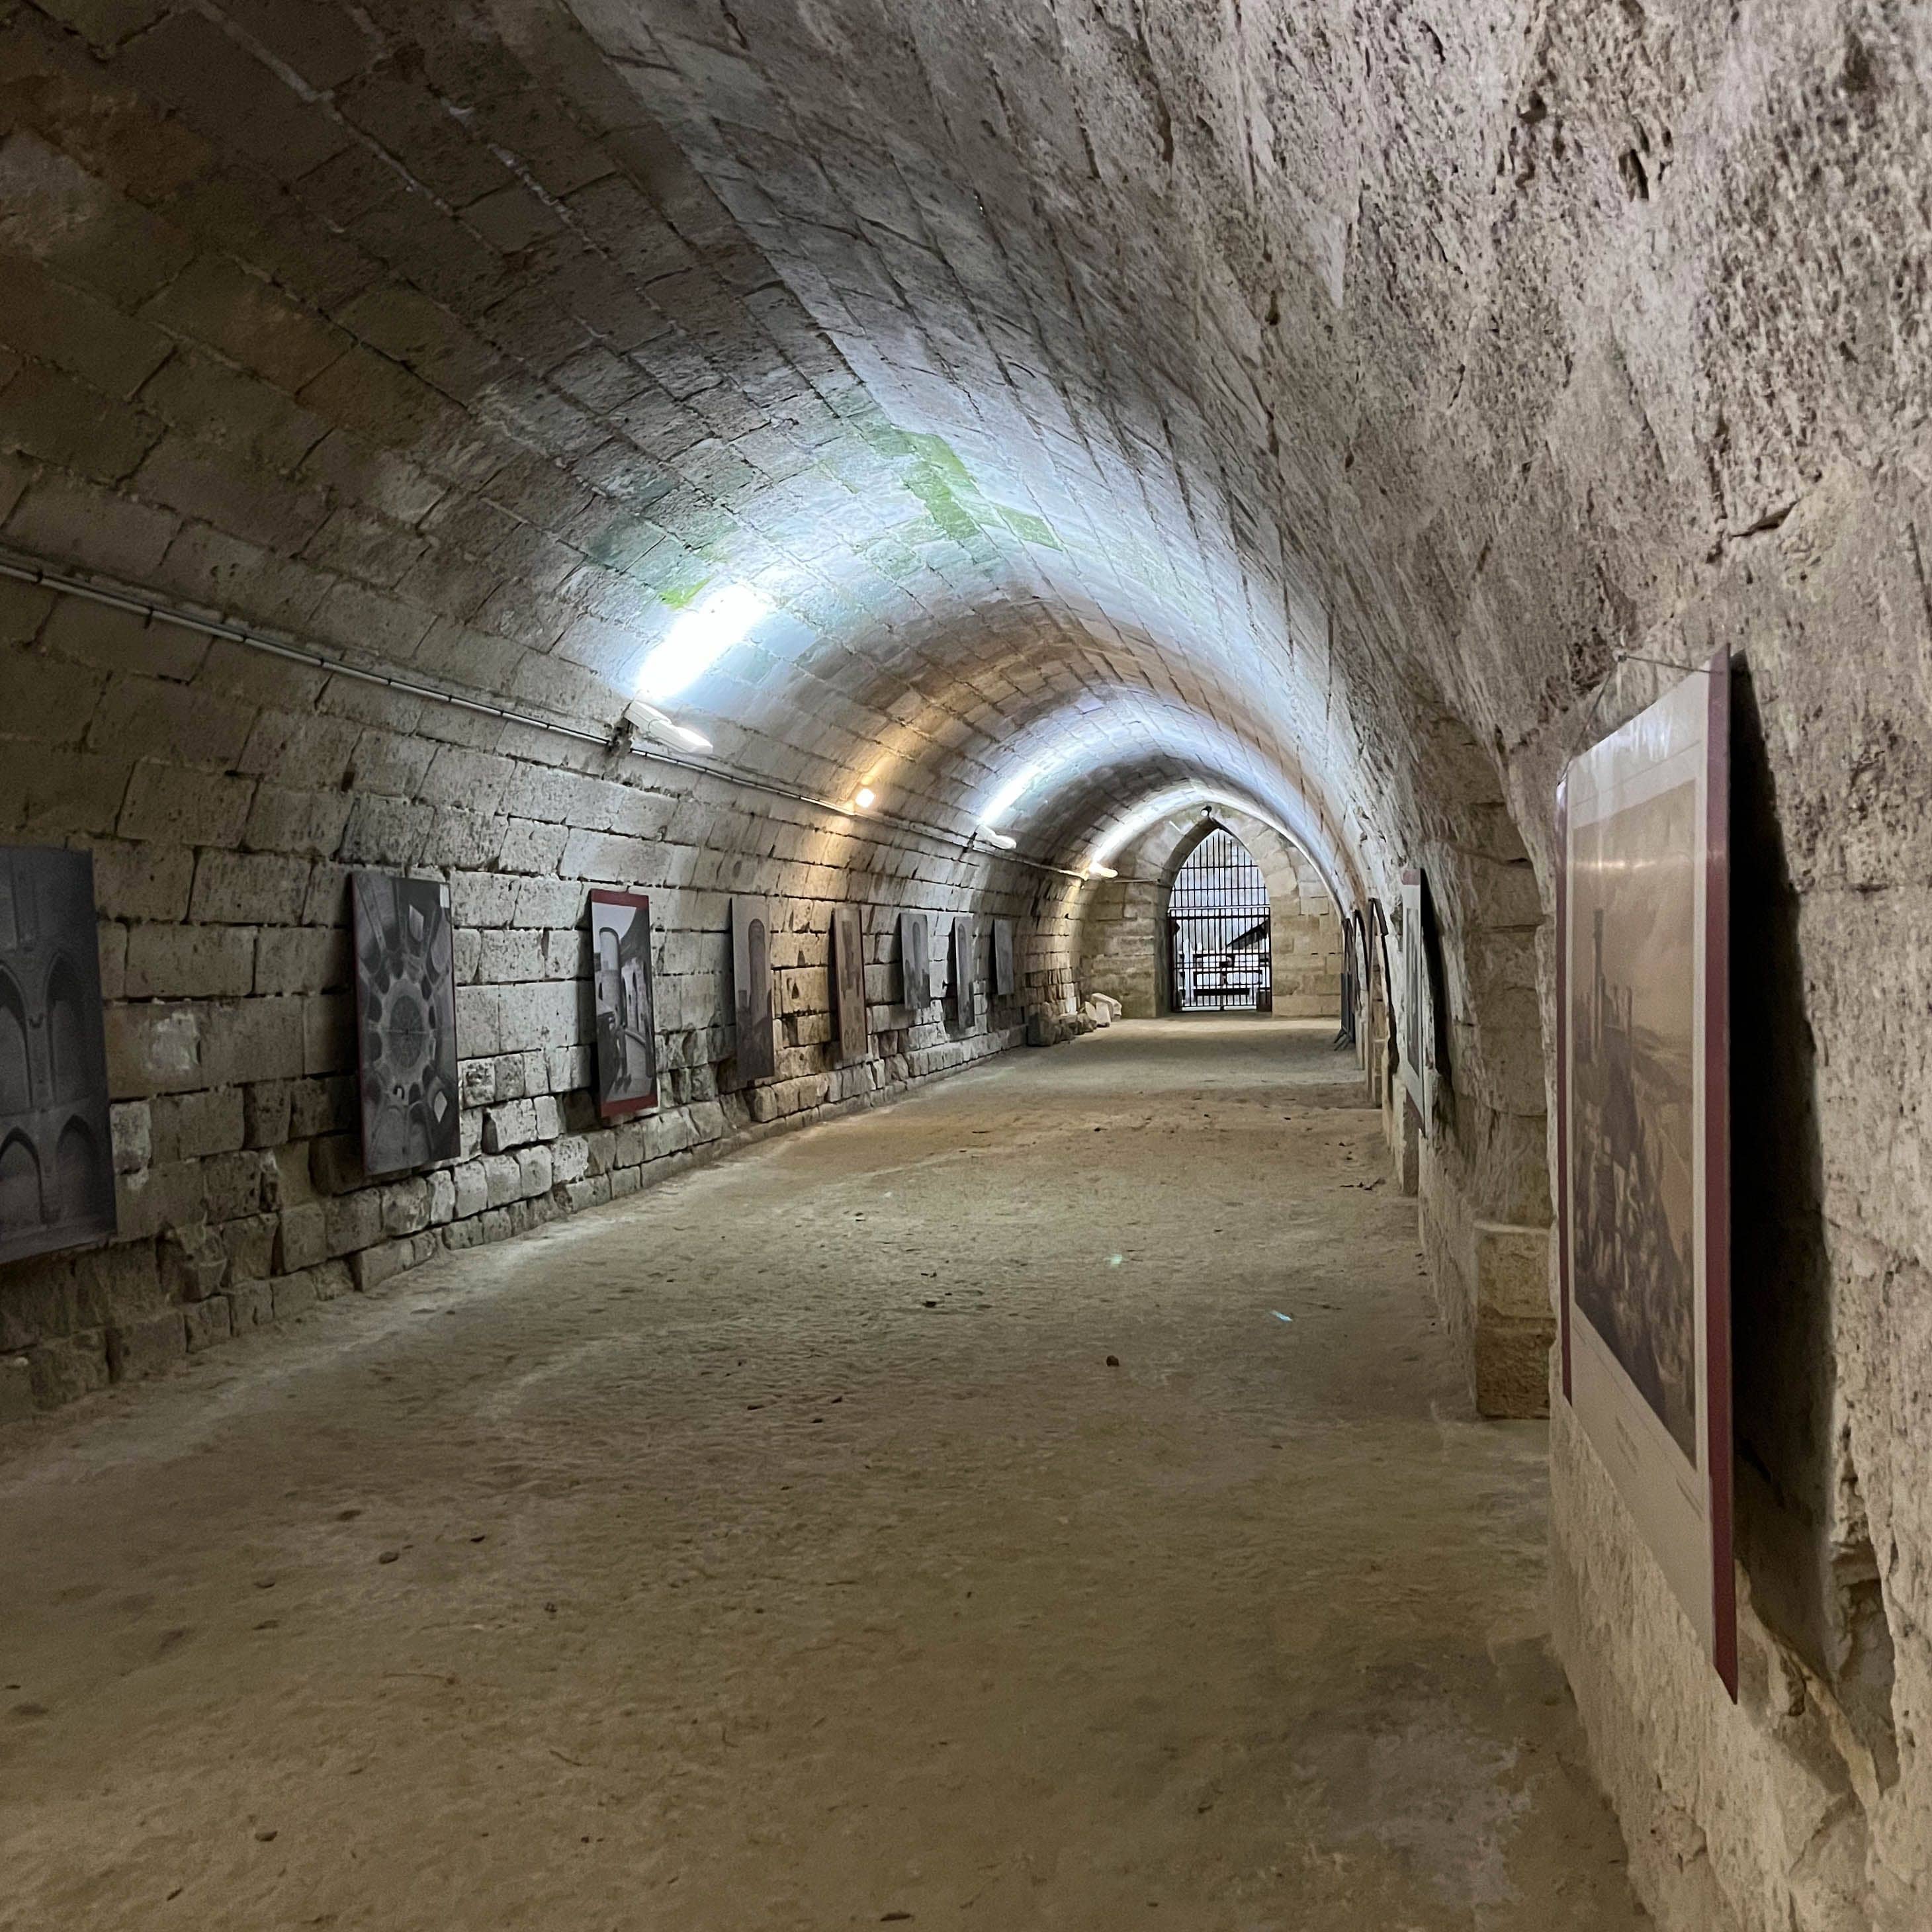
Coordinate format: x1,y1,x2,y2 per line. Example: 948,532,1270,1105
0,1019,1644,1930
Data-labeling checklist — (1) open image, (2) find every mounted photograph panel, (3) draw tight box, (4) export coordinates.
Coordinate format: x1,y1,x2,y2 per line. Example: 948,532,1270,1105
1399,869,1433,1131
1559,650,1734,1697
0,846,115,1266
990,916,1016,1000
731,895,777,1082
830,904,867,1063
352,871,461,1176
899,909,930,1009
950,915,977,1028
590,890,658,1120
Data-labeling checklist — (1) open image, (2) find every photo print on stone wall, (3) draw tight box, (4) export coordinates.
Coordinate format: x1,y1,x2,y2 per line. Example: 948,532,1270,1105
351,871,461,1177
899,908,930,1009
991,916,1016,1000
1559,650,1734,1697
950,915,977,1028
731,895,777,1082
590,890,658,1120
830,904,867,1063
0,846,115,1266
1399,869,1435,1131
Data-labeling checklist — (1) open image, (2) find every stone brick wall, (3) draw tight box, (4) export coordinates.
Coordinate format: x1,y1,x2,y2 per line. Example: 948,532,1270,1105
1077,806,1341,1018
0,571,1063,1420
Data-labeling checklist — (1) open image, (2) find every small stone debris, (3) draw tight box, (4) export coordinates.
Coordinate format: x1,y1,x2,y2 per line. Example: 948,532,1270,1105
377,1550,400,1564
253,1829,277,1843
1106,1355,1121,1367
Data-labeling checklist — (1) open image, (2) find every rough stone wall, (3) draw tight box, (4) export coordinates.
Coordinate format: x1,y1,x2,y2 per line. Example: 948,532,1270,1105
1,1,1930,1925
1076,806,1341,1018
0,572,1059,1420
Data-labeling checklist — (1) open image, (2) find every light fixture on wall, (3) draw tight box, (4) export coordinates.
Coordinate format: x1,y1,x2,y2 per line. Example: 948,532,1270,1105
1086,862,1119,879
852,785,877,810
634,583,770,704
623,699,713,754
981,828,1018,850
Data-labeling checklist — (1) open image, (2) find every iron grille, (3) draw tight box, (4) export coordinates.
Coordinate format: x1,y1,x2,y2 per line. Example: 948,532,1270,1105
1167,825,1271,1011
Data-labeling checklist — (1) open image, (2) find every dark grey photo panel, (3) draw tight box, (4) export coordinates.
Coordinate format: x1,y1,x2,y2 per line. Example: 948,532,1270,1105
899,909,930,1009
352,871,461,1176
590,891,658,1120
950,915,976,1028
732,895,777,1082
831,904,867,1063
0,846,116,1266
991,916,1016,999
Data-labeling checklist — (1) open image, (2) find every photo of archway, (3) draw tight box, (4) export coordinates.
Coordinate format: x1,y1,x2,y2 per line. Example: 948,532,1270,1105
1559,650,1733,1696
732,896,777,1081
0,846,115,1266
899,909,930,1009
352,871,461,1176
1567,780,1698,1461
830,904,867,1063
590,891,658,1120
991,916,1016,999
949,915,976,1028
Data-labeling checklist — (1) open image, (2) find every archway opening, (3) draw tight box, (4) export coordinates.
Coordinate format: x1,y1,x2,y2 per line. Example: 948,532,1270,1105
1165,824,1272,1014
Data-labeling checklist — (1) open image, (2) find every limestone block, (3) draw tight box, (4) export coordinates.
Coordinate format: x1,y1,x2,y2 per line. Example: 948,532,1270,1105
427,1169,456,1225
481,1097,538,1152
115,1159,206,1240
243,1080,294,1148
28,1331,110,1407
153,1086,245,1162
324,1190,382,1256
202,1151,264,1220
222,1212,279,1284
551,1135,590,1184
124,923,256,999
0,1354,34,1424
310,1133,367,1196
159,1223,227,1303
271,1270,318,1320
226,1280,275,1331
183,1296,231,1354
380,1177,431,1237
275,1202,326,1273
482,1152,521,1209
515,1143,553,1198
453,1161,488,1219
106,1309,186,1382
110,1101,152,1174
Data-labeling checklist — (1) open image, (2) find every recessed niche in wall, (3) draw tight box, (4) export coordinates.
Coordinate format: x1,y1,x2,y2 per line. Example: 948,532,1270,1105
351,872,461,1176
0,846,115,1266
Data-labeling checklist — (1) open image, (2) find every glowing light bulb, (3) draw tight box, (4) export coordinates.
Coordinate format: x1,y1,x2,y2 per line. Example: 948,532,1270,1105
1086,862,1119,879
634,584,769,704
853,786,876,810
982,828,1017,850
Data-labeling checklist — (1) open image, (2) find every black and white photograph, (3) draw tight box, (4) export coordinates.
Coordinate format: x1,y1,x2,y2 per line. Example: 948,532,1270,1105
899,908,930,1008
591,890,658,1120
1399,869,1432,1129
950,914,977,1028
830,904,867,1063
352,871,461,1176
991,916,1016,1000
732,895,777,1082
0,846,115,1266
1559,650,1733,1695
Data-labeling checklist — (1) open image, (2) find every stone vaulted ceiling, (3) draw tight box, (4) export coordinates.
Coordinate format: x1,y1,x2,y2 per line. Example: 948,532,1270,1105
3,0,1925,904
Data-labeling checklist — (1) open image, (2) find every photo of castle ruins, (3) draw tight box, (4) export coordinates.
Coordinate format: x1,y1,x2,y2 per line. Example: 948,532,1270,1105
1568,781,1701,1466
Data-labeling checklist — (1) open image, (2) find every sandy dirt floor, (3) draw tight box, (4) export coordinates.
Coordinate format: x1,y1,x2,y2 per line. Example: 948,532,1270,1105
0,1018,1646,1929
